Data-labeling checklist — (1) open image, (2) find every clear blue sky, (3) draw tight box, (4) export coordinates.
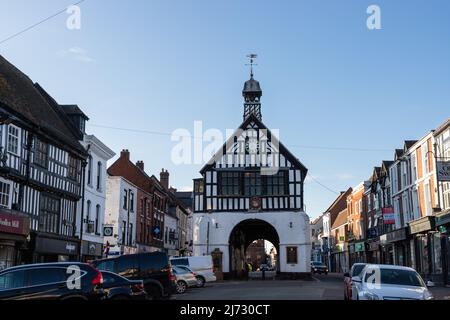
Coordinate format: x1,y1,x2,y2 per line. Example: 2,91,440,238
1,0,449,218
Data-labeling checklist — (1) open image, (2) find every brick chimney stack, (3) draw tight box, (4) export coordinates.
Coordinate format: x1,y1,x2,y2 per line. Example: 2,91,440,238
136,161,144,171
160,169,169,190
121,149,130,161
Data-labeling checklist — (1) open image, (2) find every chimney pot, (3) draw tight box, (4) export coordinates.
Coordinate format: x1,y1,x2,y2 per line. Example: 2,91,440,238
121,149,130,161
136,161,144,171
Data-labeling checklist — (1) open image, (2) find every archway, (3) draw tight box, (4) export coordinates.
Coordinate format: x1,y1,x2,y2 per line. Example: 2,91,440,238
228,219,280,279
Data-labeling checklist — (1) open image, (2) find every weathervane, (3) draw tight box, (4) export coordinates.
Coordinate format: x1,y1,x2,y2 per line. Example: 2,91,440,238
246,54,258,78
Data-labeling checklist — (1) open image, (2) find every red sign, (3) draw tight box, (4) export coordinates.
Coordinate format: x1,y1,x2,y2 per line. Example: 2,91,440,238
382,207,395,225
0,211,30,236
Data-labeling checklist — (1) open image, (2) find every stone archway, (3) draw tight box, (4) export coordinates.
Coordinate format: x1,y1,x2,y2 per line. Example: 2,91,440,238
228,219,280,278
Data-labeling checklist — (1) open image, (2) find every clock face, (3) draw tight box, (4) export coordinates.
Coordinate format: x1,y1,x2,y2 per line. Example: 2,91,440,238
250,197,261,209
104,227,113,237
246,139,259,154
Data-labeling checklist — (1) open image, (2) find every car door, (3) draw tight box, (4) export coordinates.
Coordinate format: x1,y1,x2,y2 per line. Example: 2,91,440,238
351,269,364,300
23,267,68,300
116,255,138,279
140,253,170,290
0,269,28,300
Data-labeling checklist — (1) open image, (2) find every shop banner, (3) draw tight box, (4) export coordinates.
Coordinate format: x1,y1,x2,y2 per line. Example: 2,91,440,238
437,161,450,182
382,207,396,225
0,211,30,235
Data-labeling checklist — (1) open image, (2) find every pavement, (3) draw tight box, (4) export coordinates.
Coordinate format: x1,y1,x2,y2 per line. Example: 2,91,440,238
176,273,344,300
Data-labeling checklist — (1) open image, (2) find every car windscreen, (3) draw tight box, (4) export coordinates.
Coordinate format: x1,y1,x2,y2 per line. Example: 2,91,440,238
312,262,325,266
352,264,366,277
364,268,425,287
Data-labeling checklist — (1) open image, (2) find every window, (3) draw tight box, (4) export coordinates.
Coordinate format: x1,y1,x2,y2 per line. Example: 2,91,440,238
0,270,26,290
220,172,241,196
286,247,298,264
116,255,138,278
123,190,128,210
121,221,126,245
95,260,114,272
0,180,11,208
68,155,79,181
411,153,417,182
87,155,93,186
38,194,60,234
86,200,91,232
96,161,102,191
266,171,287,195
165,227,168,243
244,172,261,196
129,223,133,245
28,268,66,286
95,204,100,234
130,192,134,212
139,252,169,272
423,142,429,175
194,180,204,193
33,139,48,168
7,125,20,155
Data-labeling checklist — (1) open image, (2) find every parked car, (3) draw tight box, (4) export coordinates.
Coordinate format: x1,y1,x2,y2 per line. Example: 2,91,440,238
351,264,434,300
344,263,367,300
0,262,104,301
172,266,197,294
170,256,216,287
101,271,147,300
92,252,176,300
258,264,270,271
310,261,328,275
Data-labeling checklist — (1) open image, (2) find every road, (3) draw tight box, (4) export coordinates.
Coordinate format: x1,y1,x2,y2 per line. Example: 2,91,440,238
176,273,344,300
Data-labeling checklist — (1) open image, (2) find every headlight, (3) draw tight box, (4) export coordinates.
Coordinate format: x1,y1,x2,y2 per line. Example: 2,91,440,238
363,292,379,300
423,291,434,300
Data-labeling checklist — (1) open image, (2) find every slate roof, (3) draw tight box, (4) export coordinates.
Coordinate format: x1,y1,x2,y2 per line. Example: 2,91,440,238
331,208,348,230
0,55,86,155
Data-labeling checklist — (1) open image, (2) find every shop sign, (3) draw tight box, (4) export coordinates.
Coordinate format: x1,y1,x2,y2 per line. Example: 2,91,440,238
0,211,30,236
368,241,380,251
386,228,407,243
35,237,79,255
349,244,355,254
382,207,396,225
439,226,447,233
355,242,365,252
367,228,378,239
437,161,450,182
409,216,435,235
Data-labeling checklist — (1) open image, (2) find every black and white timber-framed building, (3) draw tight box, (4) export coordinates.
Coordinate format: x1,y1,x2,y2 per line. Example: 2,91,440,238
0,55,88,269
192,65,311,278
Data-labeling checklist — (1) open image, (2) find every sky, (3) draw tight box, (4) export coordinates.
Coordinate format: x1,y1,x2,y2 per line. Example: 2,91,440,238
0,0,449,219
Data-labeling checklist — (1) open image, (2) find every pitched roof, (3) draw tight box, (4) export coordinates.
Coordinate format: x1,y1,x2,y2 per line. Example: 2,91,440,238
331,208,348,229
0,55,86,155
200,113,308,178
395,149,404,159
404,140,418,150
60,104,89,120
434,118,450,136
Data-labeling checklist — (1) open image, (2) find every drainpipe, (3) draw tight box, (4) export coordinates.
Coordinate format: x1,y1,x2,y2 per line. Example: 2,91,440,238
77,144,90,261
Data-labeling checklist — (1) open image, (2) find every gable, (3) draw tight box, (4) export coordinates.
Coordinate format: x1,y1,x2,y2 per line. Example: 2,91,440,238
200,114,308,180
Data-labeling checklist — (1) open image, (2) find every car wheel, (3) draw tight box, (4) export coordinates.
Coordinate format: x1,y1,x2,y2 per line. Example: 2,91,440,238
176,281,187,294
196,276,206,288
146,285,162,300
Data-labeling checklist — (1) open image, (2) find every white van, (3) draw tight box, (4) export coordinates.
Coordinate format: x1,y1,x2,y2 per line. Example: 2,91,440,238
170,256,217,287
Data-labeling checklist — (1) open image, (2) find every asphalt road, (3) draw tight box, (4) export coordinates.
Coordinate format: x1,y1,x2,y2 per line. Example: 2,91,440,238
176,273,344,300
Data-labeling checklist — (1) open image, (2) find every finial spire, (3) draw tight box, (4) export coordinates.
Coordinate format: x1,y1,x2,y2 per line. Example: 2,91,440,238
246,54,258,78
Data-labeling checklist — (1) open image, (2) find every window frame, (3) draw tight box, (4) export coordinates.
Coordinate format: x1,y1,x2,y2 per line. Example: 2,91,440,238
38,194,61,234
7,125,20,156
33,138,49,169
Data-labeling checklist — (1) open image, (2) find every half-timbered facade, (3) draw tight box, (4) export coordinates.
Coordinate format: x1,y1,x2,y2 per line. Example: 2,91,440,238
193,71,311,278
0,55,87,267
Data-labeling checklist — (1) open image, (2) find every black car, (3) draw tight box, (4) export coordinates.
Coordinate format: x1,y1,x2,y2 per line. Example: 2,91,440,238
92,252,175,300
311,261,328,275
101,271,147,300
0,262,104,300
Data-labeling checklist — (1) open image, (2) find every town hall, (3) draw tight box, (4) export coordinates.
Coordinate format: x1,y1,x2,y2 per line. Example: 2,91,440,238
192,56,311,278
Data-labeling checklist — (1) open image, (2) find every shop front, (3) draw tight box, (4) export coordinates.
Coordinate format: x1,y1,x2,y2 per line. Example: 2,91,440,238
348,241,366,266
408,216,435,280
385,227,410,266
366,238,381,264
81,240,103,262
435,210,450,285
31,233,80,263
330,243,348,273
0,210,30,270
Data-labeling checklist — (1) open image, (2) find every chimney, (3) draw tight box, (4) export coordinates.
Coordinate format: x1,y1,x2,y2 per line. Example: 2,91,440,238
160,168,169,190
136,161,144,171
121,149,130,161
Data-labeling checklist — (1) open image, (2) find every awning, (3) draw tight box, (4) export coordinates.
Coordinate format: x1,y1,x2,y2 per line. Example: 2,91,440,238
408,216,435,235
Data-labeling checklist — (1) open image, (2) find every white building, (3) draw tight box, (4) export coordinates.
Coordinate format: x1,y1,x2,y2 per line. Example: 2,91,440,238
164,209,178,257
104,176,138,256
74,134,115,261
192,70,311,278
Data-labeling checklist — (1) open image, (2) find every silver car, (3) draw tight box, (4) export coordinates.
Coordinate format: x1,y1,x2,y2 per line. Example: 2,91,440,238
172,266,197,294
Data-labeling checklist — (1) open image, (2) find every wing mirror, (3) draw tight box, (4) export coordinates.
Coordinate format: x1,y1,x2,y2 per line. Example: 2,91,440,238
426,280,435,287
351,276,362,283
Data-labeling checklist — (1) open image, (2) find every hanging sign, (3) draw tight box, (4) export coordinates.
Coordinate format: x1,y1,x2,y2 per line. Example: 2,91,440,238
437,161,450,182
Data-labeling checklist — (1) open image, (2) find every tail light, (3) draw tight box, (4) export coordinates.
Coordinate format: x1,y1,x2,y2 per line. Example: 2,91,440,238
132,283,144,293
169,267,177,282
91,269,103,286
